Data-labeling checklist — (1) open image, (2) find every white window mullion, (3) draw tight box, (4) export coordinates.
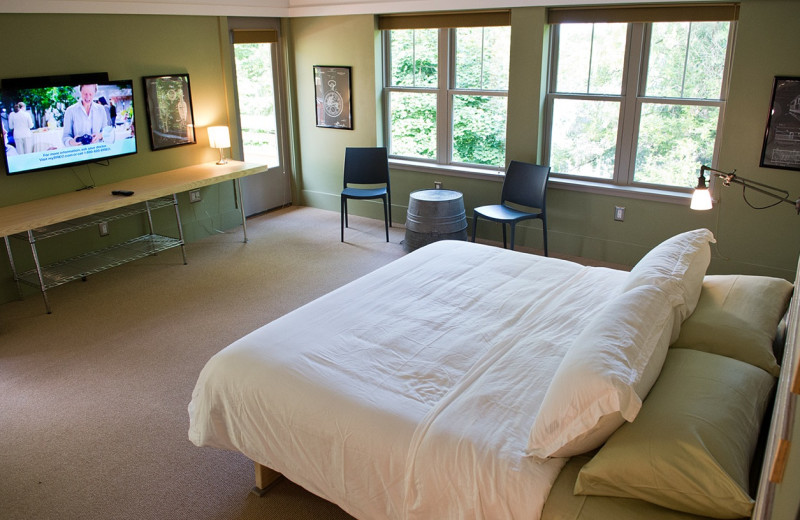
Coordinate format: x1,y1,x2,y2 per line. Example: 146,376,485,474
617,23,645,186
440,28,452,165
542,26,560,169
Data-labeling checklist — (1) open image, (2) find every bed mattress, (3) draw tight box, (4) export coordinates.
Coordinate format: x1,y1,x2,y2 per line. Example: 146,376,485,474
188,240,629,519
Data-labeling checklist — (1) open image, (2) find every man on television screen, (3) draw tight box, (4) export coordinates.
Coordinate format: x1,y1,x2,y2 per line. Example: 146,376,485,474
62,84,107,146
8,102,34,154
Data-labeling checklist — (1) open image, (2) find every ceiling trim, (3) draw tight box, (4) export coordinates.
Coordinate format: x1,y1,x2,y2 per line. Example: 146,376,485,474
0,0,682,18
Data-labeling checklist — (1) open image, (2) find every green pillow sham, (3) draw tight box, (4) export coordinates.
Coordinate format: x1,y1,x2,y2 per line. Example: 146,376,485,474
543,452,713,520
672,274,792,376
574,348,775,519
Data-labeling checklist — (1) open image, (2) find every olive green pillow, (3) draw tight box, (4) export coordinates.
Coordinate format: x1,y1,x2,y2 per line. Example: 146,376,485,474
575,348,775,519
543,452,713,520
672,274,792,376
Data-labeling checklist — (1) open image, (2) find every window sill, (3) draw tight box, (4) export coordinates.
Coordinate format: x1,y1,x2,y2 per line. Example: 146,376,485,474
389,158,692,206
389,158,504,181
549,176,692,206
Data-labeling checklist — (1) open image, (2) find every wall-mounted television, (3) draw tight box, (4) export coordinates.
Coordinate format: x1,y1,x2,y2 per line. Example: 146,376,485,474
1,73,137,175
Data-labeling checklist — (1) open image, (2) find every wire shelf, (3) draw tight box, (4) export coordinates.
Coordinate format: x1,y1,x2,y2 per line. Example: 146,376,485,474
17,234,183,290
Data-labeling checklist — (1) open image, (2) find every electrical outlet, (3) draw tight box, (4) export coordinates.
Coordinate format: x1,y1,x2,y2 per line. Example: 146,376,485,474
614,206,625,221
98,222,109,236
434,181,443,189
189,189,201,203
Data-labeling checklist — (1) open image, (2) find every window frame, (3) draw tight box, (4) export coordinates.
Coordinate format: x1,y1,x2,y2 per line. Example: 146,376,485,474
543,19,737,194
382,25,510,170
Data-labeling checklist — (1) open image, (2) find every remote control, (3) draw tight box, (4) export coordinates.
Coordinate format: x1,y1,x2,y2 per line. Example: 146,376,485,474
112,190,134,196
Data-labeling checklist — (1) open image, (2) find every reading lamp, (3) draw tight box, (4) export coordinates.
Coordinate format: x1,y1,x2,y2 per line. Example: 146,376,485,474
690,165,800,214
207,125,231,165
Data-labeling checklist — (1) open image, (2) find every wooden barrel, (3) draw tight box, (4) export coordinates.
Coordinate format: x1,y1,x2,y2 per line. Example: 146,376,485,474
404,189,467,252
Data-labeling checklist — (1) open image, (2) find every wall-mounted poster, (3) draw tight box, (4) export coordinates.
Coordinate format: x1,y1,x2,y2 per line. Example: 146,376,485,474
143,74,196,150
314,66,352,130
760,76,800,171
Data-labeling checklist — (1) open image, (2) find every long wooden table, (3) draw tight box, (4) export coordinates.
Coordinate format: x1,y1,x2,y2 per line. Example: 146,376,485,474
1,161,268,312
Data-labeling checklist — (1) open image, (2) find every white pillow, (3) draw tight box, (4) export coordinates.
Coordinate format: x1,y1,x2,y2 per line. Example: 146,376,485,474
622,228,715,341
527,284,675,459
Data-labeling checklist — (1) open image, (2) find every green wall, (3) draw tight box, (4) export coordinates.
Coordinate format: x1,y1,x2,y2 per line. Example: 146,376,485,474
0,14,241,303
288,0,800,280
2,7,800,283
289,15,381,212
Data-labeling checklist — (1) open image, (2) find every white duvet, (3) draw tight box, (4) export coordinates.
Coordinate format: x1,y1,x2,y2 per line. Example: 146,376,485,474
188,240,628,519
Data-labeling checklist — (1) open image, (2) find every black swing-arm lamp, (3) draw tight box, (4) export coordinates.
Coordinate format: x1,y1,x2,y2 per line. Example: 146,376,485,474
690,165,800,214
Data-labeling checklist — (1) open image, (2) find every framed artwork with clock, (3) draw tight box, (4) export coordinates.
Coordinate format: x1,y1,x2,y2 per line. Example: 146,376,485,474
313,65,352,130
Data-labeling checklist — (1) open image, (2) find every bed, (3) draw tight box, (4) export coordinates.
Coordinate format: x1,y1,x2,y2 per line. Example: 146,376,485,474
188,229,796,520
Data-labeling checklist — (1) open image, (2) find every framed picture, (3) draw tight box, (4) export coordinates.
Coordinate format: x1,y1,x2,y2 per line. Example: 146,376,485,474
760,76,800,171
142,74,196,150
314,65,352,130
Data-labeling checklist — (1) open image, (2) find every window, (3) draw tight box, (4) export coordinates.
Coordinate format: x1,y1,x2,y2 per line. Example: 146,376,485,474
545,8,737,191
381,13,511,169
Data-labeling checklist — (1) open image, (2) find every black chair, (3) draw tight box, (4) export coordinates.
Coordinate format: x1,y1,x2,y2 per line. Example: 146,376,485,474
471,161,550,255
341,147,391,242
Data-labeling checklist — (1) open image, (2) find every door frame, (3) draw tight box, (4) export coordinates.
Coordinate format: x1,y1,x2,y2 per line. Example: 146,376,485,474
227,17,293,215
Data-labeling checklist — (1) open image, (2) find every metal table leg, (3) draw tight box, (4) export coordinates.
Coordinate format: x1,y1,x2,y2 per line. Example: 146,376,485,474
234,177,248,243
171,194,187,264
26,230,51,314
4,236,23,299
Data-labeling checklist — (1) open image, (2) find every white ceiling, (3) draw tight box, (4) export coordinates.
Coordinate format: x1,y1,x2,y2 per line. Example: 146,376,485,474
0,0,659,18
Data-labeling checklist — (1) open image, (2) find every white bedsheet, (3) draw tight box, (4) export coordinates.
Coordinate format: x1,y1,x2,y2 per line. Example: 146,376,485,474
188,240,628,519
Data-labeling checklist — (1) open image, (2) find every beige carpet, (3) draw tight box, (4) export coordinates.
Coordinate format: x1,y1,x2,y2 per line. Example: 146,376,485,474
0,206,627,520
0,206,409,520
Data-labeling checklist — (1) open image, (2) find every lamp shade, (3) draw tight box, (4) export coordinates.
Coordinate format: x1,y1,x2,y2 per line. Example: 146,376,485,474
207,126,231,149
690,187,713,210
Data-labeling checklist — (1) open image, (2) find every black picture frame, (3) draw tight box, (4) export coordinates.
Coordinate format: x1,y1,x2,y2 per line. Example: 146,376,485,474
142,74,196,150
314,65,352,130
760,76,800,171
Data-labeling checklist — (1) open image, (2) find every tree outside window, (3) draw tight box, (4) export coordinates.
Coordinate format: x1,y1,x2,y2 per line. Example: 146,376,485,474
384,25,510,168
546,20,733,190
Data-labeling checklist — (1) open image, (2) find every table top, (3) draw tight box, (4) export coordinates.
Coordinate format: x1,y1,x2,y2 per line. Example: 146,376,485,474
410,189,463,202
0,160,268,237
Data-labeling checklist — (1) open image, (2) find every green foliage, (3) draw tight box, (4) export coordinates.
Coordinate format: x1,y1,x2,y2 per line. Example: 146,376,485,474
389,29,438,87
235,43,275,118
395,58,437,85
635,104,718,186
550,98,619,179
234,43,279,159
388,28,509,166
551,21,731,187
389,92,436,159
647,22,729,99
452,95,506,166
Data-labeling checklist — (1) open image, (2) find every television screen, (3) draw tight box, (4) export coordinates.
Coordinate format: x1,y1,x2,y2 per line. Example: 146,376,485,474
1,77,136,175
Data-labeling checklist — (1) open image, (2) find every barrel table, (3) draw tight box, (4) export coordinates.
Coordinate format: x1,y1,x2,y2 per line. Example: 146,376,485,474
403,189,468,252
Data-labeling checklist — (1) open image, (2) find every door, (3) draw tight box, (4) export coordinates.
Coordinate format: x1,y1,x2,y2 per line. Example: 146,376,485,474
232,34,291,216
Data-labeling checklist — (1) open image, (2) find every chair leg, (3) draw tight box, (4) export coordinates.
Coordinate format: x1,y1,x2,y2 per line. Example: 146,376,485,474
340,197,346,242
502,224,507,249
509,224,516,251
383,196,389,242
542,216,548,257
471,215,478,243
388,193,392,227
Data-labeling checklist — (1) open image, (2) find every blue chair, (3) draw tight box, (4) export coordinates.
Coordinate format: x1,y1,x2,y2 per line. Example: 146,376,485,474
341,147,391,242
471,161,550,255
